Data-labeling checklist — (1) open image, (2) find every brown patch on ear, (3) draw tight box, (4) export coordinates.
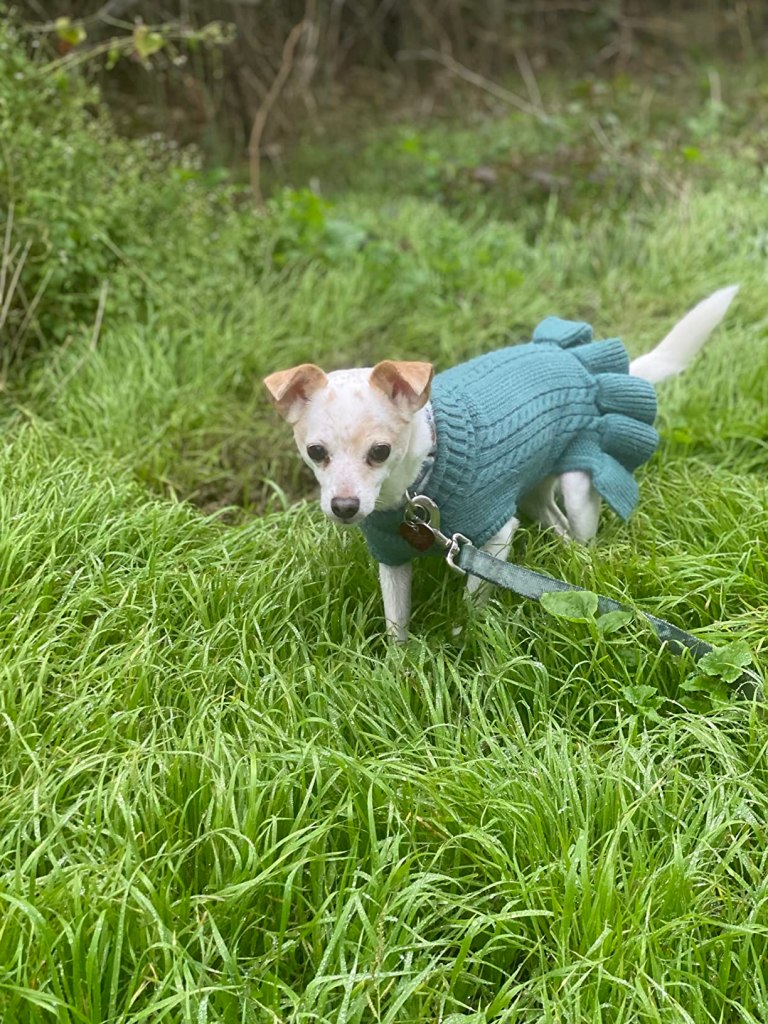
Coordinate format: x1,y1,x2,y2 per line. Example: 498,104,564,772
370,360,434,411
263,364,327,422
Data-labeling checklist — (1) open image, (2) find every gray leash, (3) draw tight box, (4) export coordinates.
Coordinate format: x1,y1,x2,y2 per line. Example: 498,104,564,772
402,493,762,700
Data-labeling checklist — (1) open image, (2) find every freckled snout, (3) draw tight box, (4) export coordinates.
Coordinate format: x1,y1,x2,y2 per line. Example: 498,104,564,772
330,496,360,521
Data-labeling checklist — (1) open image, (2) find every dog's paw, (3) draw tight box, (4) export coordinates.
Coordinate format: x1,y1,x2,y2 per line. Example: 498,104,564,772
386,625,410,645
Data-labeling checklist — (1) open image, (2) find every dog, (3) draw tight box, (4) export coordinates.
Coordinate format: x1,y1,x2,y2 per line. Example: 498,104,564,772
264,286,738,642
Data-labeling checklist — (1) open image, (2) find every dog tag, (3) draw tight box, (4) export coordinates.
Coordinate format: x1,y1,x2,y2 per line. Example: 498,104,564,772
399,521,435,551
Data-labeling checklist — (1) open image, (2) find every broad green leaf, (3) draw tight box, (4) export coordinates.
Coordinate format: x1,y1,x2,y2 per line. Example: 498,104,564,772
597,609,633,635
623,683,660,708
540,589,598,622
622,684,664,722
681,675,730,701
697,640,752,683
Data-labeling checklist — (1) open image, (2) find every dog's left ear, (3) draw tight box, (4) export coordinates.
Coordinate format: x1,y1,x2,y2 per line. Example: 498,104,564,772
370,360,434,411
263,364,327,423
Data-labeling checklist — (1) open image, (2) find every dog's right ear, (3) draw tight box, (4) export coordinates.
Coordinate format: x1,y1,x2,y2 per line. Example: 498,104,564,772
263,364,327,423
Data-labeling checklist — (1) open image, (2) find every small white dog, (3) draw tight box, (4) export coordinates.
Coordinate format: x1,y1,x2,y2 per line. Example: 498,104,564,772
265,286,738,641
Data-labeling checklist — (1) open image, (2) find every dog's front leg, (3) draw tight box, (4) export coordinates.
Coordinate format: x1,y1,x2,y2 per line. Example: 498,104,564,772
378,562,412,643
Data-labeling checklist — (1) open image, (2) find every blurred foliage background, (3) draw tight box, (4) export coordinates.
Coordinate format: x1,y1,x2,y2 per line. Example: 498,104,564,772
15,1,768,165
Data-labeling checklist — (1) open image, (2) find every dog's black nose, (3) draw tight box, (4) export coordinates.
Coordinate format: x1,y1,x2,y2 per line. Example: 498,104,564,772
331,497,360,521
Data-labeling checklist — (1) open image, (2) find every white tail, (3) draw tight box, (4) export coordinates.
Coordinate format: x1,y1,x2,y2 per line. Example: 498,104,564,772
629,285,739,384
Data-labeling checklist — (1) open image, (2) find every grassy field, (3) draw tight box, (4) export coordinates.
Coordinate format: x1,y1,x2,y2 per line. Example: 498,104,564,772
2,41,768,1022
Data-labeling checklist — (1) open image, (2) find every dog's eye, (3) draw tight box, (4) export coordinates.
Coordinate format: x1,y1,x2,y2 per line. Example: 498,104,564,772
367,443,391,465
307,444,329,464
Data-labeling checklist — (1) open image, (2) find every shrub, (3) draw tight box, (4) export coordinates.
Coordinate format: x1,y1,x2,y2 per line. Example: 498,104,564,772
0,19,261,371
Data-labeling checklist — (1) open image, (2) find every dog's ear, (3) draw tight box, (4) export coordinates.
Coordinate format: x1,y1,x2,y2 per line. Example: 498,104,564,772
370,361,434,411
263,364,327,423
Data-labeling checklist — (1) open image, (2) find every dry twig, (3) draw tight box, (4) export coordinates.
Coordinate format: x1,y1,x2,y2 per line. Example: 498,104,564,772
398,47,549,122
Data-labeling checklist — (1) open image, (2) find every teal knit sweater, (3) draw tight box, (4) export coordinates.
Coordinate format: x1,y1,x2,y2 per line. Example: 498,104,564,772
360,317,658,567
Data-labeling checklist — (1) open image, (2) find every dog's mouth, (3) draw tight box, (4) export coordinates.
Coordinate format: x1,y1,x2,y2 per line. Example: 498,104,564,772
330,513,365,526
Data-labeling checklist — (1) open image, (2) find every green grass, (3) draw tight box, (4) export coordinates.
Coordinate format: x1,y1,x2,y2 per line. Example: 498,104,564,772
1,53,768,1022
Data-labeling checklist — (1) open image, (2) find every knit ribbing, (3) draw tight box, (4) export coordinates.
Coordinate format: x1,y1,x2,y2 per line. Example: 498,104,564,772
360,318,658,566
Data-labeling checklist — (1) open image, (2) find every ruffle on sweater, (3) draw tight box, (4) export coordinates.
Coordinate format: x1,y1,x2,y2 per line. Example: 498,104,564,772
533,317,658,520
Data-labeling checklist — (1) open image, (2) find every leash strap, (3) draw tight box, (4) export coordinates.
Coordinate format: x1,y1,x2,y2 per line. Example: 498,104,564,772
458,543,711,658
402,493,762,699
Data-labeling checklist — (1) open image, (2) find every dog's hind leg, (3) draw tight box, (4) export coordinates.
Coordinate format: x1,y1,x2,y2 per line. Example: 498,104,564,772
519,477,571,537
558,470,601,542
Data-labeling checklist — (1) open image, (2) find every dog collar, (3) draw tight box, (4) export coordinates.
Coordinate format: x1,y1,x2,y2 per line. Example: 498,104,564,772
407,403,437,493
398,404,438,550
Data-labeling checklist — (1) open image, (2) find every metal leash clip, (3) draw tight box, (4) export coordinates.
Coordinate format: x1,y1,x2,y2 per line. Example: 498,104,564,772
402,493,471,574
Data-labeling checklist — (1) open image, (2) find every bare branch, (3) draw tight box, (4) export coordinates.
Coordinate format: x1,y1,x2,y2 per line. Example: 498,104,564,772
248,4,313,205
514,47,545,116
397,48,550,122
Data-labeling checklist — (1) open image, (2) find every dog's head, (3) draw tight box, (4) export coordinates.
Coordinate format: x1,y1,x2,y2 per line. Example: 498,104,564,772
264,361,434,525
